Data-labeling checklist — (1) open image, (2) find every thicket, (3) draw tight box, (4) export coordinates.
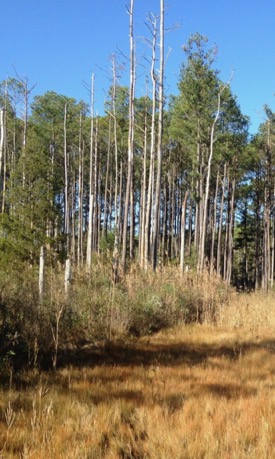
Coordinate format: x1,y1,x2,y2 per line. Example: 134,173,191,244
0,259,231,371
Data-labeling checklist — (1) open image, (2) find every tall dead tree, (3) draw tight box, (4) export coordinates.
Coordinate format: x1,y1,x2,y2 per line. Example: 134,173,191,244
198,77,232,273
180,191,188,274
139,92,148,268
39,245,45,300
144,13,157,271
152,0,164,271
121,0,135,272
63,103,70,253
111,55,120,232
0,108,4,193
77,112,84,267
86,74,95,270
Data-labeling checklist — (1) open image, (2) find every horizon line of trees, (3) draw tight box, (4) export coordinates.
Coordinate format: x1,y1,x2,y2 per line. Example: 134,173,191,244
0,3,275,293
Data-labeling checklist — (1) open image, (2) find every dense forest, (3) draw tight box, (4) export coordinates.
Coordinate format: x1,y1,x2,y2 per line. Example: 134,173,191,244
1,0,275,367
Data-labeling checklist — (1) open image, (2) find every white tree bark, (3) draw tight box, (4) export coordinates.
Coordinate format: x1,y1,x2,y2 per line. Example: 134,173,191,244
144,13,157,271
0,108,4,180
121,0,135,271
86,74,95,270
64,257,72,295
198,77,232,272
39,245,45,300
180,192,188,274
152,0,165,270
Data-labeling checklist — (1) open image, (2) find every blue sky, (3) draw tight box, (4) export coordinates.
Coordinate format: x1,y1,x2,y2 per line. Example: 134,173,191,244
1,0,275,134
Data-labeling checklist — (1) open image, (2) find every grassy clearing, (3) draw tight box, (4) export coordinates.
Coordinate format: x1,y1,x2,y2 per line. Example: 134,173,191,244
1,265,275,457
1,307,275,458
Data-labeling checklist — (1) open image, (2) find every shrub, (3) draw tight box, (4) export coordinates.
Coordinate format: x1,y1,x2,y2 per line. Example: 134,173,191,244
0,258,232,370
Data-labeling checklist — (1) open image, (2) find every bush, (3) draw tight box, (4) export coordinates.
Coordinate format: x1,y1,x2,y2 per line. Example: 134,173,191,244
0,259,232,370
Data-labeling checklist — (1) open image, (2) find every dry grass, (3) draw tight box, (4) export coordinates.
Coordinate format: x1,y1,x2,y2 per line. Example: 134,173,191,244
217,289,275,329
2,291,275,458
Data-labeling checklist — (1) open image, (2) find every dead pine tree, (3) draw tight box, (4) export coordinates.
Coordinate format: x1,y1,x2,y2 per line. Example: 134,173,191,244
180,191,188,275
0,108,4,185
121,0,135,272
198,75,233,273
77,111,84,268
143,12,158,271
152,0,165,271
39,245,45,300
86,73,95,271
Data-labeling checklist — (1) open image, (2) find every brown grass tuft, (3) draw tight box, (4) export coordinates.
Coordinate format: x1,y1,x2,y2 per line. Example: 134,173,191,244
1,310,275,458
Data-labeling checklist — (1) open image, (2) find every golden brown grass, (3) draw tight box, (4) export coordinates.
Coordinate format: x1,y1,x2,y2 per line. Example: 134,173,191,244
2,288,275,459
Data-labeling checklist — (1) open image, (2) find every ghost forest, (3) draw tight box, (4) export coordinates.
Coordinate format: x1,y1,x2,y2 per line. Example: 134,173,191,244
0,0,274,368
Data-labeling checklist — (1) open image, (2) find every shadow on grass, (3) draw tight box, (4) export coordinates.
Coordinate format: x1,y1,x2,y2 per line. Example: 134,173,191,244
3,335,275,407
56,337,275,369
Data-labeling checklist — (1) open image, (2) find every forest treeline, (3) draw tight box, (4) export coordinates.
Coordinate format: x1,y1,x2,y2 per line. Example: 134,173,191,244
0,2,274,367
0,34,273,289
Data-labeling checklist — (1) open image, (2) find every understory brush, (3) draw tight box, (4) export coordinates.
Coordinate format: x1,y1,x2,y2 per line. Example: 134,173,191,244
1,257,271,371
1,260,275,456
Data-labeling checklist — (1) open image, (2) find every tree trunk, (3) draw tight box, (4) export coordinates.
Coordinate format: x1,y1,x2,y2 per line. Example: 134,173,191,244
86,74,95,270
152,0,164,271
39,245,45,300
77,115,84,268
210,170,219,274
103,116,111,236
121,0,135,272
63,103,70,254
217,163,226,276
144,13,157,271
64,257,72,296
139,110,148,267
180,191,188,274
226,176,236,284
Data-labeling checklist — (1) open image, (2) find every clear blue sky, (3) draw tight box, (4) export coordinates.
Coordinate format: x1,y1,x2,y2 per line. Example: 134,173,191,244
1,0,275,134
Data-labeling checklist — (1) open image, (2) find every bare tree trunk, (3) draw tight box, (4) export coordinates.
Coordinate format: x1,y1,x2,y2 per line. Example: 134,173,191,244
217,163,226,276
0,107,5,212
64,258,72,296
97,167,102,253
180,192,188,274
271,183,275,288
139,110,148,267
194,135,202,251
262,181,271,292
226,176,236,284
103,116,111,236
210,170,219,274
1,84,8,213
152,0,164,271
130,175,135,259
198,79,231,272
118,160,123,241
121,0,135,272
223,170,230,280
144,13,157,271
63,104,70,254
21,79,28,189
170,171,175,260
111,56,120,232
0,108,4,183
86,74,95,270
162,184,167,261
77,115,84,268
39,245,45,300
93,115,99,252
71,173,76,261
